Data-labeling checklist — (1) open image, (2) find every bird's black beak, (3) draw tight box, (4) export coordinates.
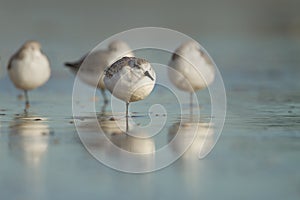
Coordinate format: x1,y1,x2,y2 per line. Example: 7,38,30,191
144,71,154,81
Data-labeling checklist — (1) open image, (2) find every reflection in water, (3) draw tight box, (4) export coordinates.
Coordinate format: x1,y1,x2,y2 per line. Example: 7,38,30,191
99,115,155,154
9,114,50,168
98,115,127,135
76,113,155,172
8,114,50,199
168,120,214,160
168,119,214,191
109,134,155,154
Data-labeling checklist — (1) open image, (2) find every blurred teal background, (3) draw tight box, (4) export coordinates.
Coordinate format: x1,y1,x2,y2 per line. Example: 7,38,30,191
0,0,299,75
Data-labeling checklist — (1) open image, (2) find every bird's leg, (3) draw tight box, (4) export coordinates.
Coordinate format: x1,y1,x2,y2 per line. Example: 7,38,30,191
126,102,129,132
24,90,30,111
101,88,108,105
190,92,193,117
126,102,129,118
101,103,106,114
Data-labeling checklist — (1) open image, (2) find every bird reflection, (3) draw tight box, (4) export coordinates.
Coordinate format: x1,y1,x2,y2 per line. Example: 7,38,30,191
8,113,50,168
98,114,128,135
108,131,155,154
76,113,155,171
78,113,155,153
168,119,214,160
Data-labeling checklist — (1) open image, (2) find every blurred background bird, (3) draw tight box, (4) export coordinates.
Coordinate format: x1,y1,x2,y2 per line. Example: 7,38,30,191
64,40,134,104
7,41,51,111
168,41,215,113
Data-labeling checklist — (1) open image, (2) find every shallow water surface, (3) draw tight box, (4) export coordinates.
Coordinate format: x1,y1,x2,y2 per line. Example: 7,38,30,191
0,36,300,200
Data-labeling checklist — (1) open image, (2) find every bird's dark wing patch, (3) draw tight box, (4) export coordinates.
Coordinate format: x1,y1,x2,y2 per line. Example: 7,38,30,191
7,55,13,70
105,57,132,78
7,51,23,70
64,54,86,69
172,53,180,61
198,49,213,65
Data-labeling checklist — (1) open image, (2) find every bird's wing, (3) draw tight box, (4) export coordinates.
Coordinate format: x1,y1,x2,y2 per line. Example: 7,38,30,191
198,49,213,65
7,55,14,70
64,54,87,70
7,49,23,70
171,52,180,61
81,50,111,74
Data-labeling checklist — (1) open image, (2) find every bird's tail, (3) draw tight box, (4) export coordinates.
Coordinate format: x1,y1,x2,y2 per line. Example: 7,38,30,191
64,62,80,74
65,55,85,69
64,62,77,68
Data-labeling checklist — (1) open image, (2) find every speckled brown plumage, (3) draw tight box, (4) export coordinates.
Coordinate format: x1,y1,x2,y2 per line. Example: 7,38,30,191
105,57,148,79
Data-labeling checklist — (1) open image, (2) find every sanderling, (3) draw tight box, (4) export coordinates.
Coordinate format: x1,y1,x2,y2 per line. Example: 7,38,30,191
64,40,134,104
104,57,156,131
7,41,51,110
168,41,215,111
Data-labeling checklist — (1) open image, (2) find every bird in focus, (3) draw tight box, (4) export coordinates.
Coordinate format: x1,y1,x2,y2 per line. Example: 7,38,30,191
104,57,156,132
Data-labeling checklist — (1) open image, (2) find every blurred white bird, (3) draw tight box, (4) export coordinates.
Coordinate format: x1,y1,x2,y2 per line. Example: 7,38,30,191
168,41,215,110
65,40,134,104
7,41,51,110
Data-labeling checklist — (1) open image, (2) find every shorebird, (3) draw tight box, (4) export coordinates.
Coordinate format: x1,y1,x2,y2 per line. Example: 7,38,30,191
104,57,156,131
168,41,215,112
64,40,134,104
7,41,51,111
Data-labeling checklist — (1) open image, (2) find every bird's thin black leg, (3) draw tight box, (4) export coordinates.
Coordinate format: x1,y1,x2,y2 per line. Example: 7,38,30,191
24,90,30,111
